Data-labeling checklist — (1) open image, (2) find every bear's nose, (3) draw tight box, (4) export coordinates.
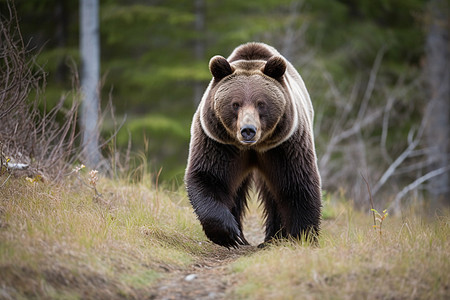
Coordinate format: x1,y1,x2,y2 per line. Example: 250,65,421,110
240,125,257,141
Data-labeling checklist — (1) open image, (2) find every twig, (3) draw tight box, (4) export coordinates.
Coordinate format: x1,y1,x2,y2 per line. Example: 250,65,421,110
357,47,385,122
154,167,163,215
1,2,80,182
0,173,12,189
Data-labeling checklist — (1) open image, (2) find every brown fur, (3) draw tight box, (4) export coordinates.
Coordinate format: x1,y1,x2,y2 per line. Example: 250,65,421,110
185,43,321,248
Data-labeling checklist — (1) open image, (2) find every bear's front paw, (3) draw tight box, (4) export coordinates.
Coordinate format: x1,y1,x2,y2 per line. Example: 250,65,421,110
201,217,247,249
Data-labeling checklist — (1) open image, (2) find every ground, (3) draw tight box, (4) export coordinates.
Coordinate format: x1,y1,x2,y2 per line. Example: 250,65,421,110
0,177,448,299
150,201,265,300
152,246,252,300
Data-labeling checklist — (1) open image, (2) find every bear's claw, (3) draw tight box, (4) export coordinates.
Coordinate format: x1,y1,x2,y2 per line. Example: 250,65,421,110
202,218,249,248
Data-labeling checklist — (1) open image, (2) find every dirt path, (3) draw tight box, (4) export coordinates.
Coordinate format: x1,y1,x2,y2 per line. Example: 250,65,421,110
152,246,254,300
150,205,265,299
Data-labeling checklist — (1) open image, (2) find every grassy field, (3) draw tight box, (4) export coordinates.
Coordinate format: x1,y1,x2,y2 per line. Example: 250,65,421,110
230,200,449,299
0,172,212,299
0,171,448,299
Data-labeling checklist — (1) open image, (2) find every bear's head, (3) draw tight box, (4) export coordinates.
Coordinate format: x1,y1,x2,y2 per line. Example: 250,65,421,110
207,55,292,150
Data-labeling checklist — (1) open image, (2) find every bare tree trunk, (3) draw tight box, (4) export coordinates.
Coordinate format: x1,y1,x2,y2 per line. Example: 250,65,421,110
193,0,205,105
80,0,103,168
424,0,449,208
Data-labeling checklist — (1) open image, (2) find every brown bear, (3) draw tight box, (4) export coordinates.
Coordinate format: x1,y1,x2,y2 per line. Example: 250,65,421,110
185,42,321,248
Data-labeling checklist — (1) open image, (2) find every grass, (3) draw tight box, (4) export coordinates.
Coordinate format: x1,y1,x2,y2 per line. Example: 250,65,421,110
0,174,213,299
230,201,450,300
0,173,448,299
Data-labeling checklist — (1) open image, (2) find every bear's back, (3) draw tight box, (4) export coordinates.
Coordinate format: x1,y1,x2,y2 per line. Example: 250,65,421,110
227,42,278,62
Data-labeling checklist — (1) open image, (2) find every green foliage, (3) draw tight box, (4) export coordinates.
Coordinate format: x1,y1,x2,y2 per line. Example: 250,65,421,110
321,191,338,220
110,114,191,182
12,0,428,184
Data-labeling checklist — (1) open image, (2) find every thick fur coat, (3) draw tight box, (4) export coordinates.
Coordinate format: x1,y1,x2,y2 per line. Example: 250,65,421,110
185,42,321,248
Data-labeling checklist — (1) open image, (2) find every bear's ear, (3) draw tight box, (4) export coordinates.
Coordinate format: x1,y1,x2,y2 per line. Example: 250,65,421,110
209,55,233,80
263,56,286,80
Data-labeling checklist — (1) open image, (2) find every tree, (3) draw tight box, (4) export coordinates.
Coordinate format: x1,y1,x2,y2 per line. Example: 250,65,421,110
80,0,103,169
424,0,449,208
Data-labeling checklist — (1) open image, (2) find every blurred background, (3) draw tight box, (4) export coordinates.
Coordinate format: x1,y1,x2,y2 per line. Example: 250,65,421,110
2,0,448,211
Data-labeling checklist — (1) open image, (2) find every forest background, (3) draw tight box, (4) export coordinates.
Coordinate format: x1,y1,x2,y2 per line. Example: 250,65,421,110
3,0,449,212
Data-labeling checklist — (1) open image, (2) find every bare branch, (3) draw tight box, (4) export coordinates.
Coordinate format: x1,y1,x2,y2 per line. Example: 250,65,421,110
0,2,81,181
372,127,421,196
356,47,385,122
391,166,450,213
371,89,431,197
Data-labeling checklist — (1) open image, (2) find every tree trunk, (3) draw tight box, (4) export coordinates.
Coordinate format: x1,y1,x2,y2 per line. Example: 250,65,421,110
424,0,449,208
80,0,103,168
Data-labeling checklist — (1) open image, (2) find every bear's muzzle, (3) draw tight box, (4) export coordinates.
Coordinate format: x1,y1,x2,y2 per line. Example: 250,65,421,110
238,106,261,145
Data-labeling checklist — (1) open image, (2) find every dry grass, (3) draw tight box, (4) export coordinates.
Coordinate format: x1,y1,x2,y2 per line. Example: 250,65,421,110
230,200,450,300
1,175,448,299
0,173,213,299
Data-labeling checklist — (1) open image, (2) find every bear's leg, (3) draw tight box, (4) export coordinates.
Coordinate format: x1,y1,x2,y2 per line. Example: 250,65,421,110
186,173,247,248
277,174,321,243
262,143,322,244
185,137,249,248
230,176,251,245
258,182,286,244
281,202,320,244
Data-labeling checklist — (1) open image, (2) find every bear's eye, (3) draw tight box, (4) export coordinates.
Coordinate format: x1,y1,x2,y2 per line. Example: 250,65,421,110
257,101,266,109
232,102,240,110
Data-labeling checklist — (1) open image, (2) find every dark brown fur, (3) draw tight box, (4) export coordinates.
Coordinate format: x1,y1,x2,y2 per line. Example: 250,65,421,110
185,43,321,248
228,43,274,61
